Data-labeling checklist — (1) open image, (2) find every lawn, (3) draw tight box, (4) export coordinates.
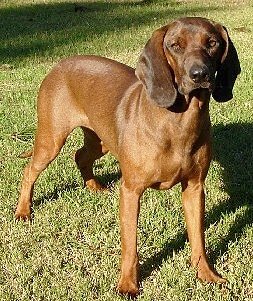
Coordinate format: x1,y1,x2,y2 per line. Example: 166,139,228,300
0,0,253,300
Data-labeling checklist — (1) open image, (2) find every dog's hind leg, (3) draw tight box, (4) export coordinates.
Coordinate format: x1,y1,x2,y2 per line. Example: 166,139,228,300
75,127,108,191
15,86,76,220
15,123,72,220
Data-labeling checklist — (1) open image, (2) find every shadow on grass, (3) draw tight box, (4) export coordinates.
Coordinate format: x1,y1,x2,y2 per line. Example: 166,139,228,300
1,0,223,63
33,182,79,207
140,122,253,280
207,123,253,262
96,171,122,188
33,171,121,208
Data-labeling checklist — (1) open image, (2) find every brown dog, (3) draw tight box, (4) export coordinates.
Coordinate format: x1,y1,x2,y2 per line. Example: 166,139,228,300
15,17,240,296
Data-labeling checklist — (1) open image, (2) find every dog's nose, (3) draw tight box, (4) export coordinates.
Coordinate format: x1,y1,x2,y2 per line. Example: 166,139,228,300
189,65,210,83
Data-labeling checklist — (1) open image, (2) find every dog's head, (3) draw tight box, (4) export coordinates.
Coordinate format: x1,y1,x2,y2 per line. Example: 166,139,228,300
135,17,241,107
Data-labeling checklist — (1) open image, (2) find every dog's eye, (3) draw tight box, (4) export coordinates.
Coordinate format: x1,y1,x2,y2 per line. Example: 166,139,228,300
207,38,218,48
168,42,182,52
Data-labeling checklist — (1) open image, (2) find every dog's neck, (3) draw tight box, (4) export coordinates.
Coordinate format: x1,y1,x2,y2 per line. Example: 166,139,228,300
169,89,211,113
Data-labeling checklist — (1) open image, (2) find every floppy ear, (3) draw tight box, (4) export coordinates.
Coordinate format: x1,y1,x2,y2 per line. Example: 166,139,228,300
135,26,177,108
212,25,241,102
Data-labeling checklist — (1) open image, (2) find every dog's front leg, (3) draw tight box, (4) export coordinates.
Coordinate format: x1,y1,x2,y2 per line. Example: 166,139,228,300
181,180,226,283
117,179,143,297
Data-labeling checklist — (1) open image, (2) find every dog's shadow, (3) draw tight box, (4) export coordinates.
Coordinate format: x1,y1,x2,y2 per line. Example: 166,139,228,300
140,122,253,280
33,172,121,208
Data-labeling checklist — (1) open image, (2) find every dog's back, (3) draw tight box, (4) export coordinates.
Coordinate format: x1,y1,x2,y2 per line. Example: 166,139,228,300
37,55,137,153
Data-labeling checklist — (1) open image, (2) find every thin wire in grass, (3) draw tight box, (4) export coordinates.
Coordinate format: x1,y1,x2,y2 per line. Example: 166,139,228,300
11,127,35,145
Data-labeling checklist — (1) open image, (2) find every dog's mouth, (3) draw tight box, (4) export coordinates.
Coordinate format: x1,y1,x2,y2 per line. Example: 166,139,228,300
179,80,214,96
188,87,211,99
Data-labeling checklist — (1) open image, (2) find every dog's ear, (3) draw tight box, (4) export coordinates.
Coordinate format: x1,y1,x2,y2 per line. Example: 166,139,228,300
135,26,177,108
212,25,241,102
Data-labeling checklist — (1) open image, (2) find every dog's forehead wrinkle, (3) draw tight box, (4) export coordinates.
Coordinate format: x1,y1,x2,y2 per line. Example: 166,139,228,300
169,27,209,40
168,19,218,41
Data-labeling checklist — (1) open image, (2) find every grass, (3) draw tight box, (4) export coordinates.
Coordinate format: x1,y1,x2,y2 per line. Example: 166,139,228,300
1,0,253,300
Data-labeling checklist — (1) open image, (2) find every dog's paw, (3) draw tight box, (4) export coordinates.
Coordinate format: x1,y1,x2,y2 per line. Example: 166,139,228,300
197,268,227,284
117,279,139,298
196,260,227,284
85,179,107,192
15,207,31,221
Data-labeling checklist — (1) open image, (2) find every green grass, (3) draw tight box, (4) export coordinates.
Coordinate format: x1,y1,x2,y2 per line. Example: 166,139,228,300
1,0,253,300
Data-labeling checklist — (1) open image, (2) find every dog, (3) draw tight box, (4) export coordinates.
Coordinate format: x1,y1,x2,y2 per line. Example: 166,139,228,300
15,17,240,296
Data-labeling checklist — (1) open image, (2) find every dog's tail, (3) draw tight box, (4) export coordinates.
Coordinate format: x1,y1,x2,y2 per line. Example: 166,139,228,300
19,149,33,159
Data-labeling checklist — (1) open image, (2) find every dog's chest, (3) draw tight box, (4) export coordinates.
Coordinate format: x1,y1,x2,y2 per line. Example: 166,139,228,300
122,129,208,190
151,138,201,188
143,120,210,188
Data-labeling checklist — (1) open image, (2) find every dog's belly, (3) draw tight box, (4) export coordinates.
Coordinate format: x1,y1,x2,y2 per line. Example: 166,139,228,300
151,179,179,190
